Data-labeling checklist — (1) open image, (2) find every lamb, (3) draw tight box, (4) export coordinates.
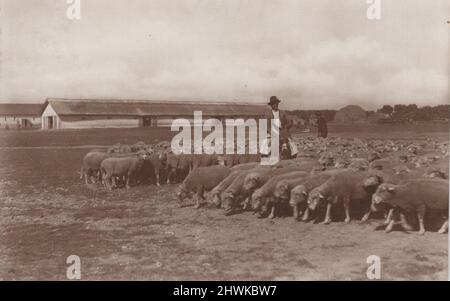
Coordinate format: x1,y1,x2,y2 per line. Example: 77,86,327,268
100,151,148,190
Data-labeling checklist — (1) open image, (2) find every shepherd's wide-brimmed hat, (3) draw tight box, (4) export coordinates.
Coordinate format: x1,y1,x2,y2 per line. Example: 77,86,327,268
268,96,281,106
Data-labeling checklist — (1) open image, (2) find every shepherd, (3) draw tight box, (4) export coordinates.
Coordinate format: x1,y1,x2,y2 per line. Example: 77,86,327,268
265,96,298,159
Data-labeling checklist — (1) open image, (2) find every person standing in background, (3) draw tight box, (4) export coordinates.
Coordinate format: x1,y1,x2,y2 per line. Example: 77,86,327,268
316,112,328,138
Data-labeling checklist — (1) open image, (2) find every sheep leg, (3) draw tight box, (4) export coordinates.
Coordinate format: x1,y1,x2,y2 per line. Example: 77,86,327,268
385,219,395,233
88,171,94,184
370,202,378,213
438,219,448,234
106,175,113,190
302,208,310,222
383,208,394,225
166,169,171,184
292,204,299,220
111,176,116,188
344,199,351,223
155,169,161,187
360,210,371,223
84,170,89,185
399,213,414,231
323,203,332,224
194,186,204,209
102,173,108,189
96,171,102,183
361,202,372,222
417,208,426,235
242,197,251,211
192,194,200,208
91,170,98,184
111,176,117,190
268,204,276,219
101,173,107,189
126,175,131,189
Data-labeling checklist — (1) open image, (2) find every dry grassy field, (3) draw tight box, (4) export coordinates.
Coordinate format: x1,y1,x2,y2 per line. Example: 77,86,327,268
0,124,448,280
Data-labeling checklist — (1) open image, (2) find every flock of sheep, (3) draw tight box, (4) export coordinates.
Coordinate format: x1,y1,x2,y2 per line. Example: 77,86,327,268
80,136,449,235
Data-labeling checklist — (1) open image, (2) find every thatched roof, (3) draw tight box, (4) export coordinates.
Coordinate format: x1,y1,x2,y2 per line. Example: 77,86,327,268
46,98,269,117
0,103,45,116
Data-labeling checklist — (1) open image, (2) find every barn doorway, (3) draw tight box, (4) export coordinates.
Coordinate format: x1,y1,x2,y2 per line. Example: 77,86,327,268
48,116,54,129
142,117,152,127
21,119,31,128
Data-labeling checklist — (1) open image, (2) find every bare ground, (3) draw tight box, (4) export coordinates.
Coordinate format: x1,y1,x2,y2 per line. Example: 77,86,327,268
0,126,448,280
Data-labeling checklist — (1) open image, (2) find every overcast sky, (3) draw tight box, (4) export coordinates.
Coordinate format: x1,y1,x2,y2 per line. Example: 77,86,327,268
0,0,448,109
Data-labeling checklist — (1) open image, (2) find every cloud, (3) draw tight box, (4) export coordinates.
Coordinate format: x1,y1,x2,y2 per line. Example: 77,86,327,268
1,0,448,110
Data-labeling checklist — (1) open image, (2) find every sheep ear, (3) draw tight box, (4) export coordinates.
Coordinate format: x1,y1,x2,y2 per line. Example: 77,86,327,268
318,193,325,199
388,187,395,192
301,191,308,196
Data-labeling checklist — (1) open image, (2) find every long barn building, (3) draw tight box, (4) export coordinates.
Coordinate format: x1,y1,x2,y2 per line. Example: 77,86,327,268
41,98,269,129
0,103,44,129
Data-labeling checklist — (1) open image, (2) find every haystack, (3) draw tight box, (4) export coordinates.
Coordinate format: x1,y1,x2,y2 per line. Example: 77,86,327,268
334,105,367,124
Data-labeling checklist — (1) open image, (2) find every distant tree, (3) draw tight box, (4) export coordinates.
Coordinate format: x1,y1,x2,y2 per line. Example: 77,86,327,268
415,106,433,121
289,104,448,123
406,104,418,112
366,110,375,118
432,105,450,119
378,105,393,116
394,104,407,116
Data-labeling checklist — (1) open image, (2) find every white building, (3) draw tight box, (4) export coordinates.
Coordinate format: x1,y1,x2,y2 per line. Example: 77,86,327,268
0,103,44,129
41,98,269,130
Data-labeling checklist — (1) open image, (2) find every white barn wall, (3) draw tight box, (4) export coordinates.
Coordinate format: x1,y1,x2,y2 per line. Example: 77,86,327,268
157,116,241,127
0,116,41,128
40,100,268,129
41,103,58,117
157,118,194,127
59,115,140,129
41,103,60,129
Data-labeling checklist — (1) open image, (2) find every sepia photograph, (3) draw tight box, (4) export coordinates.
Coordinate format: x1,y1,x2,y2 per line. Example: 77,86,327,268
0,0,448,285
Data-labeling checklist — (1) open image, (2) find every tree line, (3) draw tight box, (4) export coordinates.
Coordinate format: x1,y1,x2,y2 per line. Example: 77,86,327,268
287,104,449,122
374,104,449,121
